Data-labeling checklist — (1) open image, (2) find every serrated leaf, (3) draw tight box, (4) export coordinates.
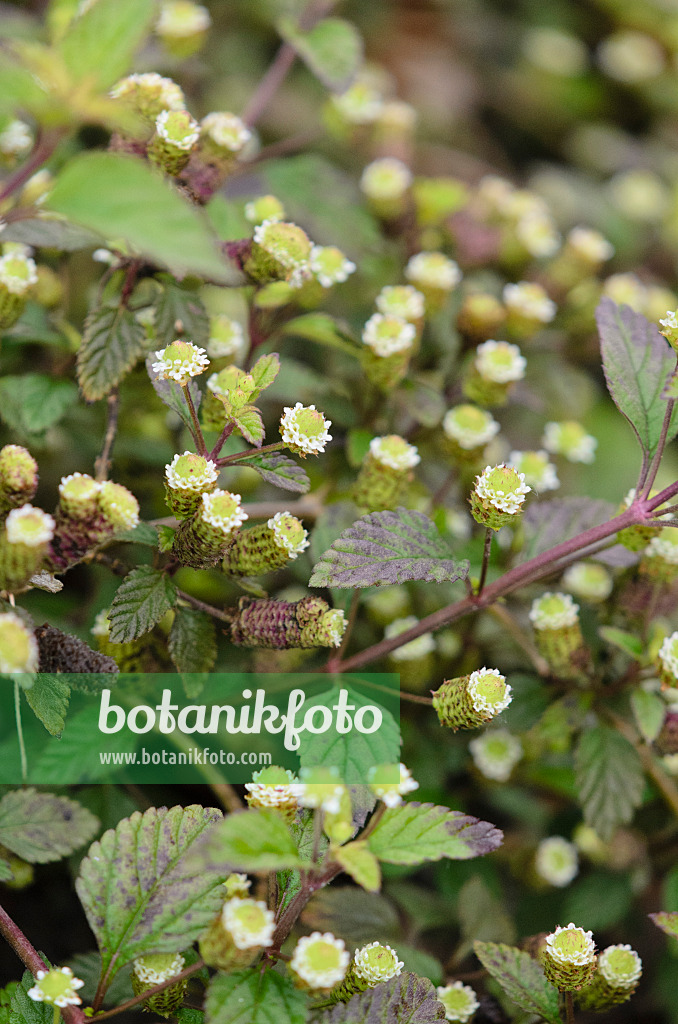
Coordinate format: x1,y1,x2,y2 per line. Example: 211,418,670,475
76,804,226,983
316,973,445,1023
631,688,666,743
250,353,280,395
233,405,265,446
113,521,159,547
9,971,52,1024
239,451,310,493
521,497,615,562
205,970,308,1024
367,803,502,866
109,566,177,643
78,301,147,401
169,606,217,674
277,312,360,357
146,354,202,433
309,508,470,588
599,626,644,661
185,808,306,874
279,16,363,91
29,704,133,784
0,788,98,863
473,943,561,1024
650,911,678,939
1,215,102,251
154,277,210,349
596,298,678,459
25,674,70,737
574,725,645,841
58,0,154,90
334,840,381,892
0,374,78,437
67,953,132,1009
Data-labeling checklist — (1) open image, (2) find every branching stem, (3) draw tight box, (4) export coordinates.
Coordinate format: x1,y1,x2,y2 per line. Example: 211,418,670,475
216,442,284,467
95,389,119,482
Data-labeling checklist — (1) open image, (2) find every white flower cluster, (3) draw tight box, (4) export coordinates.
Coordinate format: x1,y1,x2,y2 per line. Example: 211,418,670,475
503,281,556,323
360,157,413,200
200,490,248,533
0,252,38,294
368,763,419,808
362,312,417,357
599,944,642,988
244,767,297,808
405,251,462,291
469,729,522,781
165,452,219,492
290,932,350,989
6,505,55,546
369,435,421,470
376,285,426,321
309,245,356,288
475,339,527,383
222,897,276,950
27,968,85,1008
201,112,252,152
279,403,333,454
436,981,480,1023
353,942,404,985
507,450,559,492
152,341,209,385
543,421,597,464
467,668,512,716
267,512,310,558
545,924,596,966
529,592,580,630
0,611,39,674
567,226,614,264
133,952,185,986
474,465,531,515
535,836,579,887
443,405,500,450
658,632,678,679
155,109,200,149
384,615,436,660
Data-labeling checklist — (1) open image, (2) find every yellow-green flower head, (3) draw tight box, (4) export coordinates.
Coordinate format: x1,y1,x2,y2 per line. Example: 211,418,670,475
542,421,597,464
566,226,614,265
199,489,248,536
58,472,101,520
599,944,642,988
166,451,219,492
155,109,200,150
223,873,251,899
206,316,247,362
659,311,678,350
353,942,404,985
290,932,350,991
267,512,310,558
27,968,84,1008
133,952,185,987
316,608,348,648
530,591,579,630
375,285,426,322
152,340,209,385
157,0,211,38
602,273,647,312
90,609,111,638
523,27,588,77
244,765,298,809
5,504,54,546
646,528,678,566
405,252,462,292
290,766,346,814
516,210,561,258
367,762,419,808
609,169,669,224
0,119,32,159
469,729,522,781
436,981,480,1023
0,444,38,506
362,312,416,357
507,450,559,492
475,339,526,383
476,174,516,216
535,836,579,887
598,29,664,84
98,481,140,530
468,667,512,717
562,561,613,602
369,435,420,470
472,464,531,526
201,111,252,154
500,188,549,223
245,194,286,225
545,923,596,966
309,245,356,288
503,281,556,324
253,220,313,287
443,405,500,450
365,585,410,622
221,897,276,950
280,402,332,455
378,100,418,133
360,158,413,201
658,632,678,686
110,73,185,117
0,611,38,674
330,82,384,125
0,253,38,296
384,615,436,660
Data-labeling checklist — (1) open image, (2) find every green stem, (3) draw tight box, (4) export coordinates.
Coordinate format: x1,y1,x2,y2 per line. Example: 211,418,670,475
216,441,285,467
53,1006,60,1024
14,680,27,784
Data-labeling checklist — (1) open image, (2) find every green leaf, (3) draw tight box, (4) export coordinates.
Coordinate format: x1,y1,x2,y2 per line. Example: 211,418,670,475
9,971,52,1024
113,521,159,547
0,859,12,882
0,788,98,863
0,374,78,437
596,298,678,459
563,871,633,930
233,405,265,446
457,876,516,954
169,606,217,674
277,313,360,358
205,195,250,242
574,725,645,841
29,704,133,784
367,803,502,866
1,214,102,251
205,970,308,1024
78,301,147,401
309,508,470,588
473,942,562,1024
650,911,678,939
66,953,132,1009
186,808,307,874
239,451,310,493
76,804,226,982
316,973,445,1023
302,887,399,946
25,674,70,737
631,688,666,743
154,276,210,349
334,840,381,892
250,353,280,395
279,16,363,91
0,55,50,121
599,626,644,661
146,354,202,432
58,0,155,90
108,566,177,643
46,153,233,282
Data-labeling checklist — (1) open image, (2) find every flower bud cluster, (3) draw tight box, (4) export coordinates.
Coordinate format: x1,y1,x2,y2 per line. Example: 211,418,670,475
50,475,139,571
433,668,513,730
231,595,347,649
223,512,309,577
131,953,187,1017
353,435,420,511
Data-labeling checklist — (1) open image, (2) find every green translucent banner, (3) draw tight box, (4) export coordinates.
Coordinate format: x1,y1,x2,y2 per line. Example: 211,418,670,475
0,673,400,785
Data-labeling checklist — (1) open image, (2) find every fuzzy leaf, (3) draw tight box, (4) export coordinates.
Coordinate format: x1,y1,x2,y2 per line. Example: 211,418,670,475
367,803,502,866
58,0,155,90
186,808,306,874
169,606,217,674
631,689,666,743
9,971,52,1024
596,298,678,459
309,508,470,588
146,354,202,432
250,353,280,395
0,375,78,437
233,405,265,446
316,973,445,1023
0,788,99,863
574,725,645,841
25,675,70,737
521,497,615,562
302,887,399,947
1,216,102,251
473,943,561,1024
205,970,308,1024
76,804,226,981
277,312,359,358
239,451,310,493
279,16,363,91
650,911,678,939
78,301,147,401
109,566,177,643
154,276,210,349
334,840,381,892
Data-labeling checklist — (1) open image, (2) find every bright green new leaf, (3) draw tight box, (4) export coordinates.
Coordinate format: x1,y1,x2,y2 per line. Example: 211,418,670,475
186,808,307,874
108,566,178,643
205,970,308,1024
334,840,381,892
474,942,562,1024
368,803,502,865
58,0,155,91
631,688,666,743
277,312,360,358
279,16,363,91
0,788,99,863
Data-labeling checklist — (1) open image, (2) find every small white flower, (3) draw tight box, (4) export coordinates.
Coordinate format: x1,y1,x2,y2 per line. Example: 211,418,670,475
309,245,356,288
152,340,209,385
245,766,298,808
59,472,101,503
405,251,462,291
516,211,561,258
27,968,85,1008
0,252,38,295
567,226,614,264
353,942,404,985
165,452,218,492
157,0,211,37
542,421,597,463
206,316,247,362
658,632,678,680
155,109,200,150
290,932,350,990
267,512,310,558
443,405,500,450
507,450,559,492
385,615,436,660
602,272,647,312
279,403,332,455
362,312,416,357
375,284,426,322
360,157,413,200
545,924,596,966
110,72,186,111
598,944,642,988
467,668,512,717
0,119,32,158
469,729,522,781
5,505,55,546
331,83,384,125
368,763,419,808
133,952,185,986
200,490,248,534
503,281,556,323
474,464,531,515
290,767,346,814
535,836,579,887
222,897,276,950
436,981,480,1023
530,591,579,630
369,435,420,470
475,339,526,383
201,112,252,152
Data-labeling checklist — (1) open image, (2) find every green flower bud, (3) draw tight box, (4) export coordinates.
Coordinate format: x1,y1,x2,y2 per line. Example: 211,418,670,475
58,473,101,521
0,505,54,592
131,953,186,1017
289,932,350,994
0,850,34,889
152,340,209,386
0,445,38,518
280,402,332,456
541,924,597,991
577,944,642,1011
148,109,199,176
172,489,248,568
245,194,286,225
507,450,559,492
433,668,513,730
223,512,309,577
0,611,38,675
27,968,84,1008
529,592,585,676
405,252,461,312
360,157,413,219
246,221,312,287
353,435,420,511
245,766,298,822
231,595,347,649
110,73,186,123
156,0,211,58
436,981,480,1022
361,313,416,389
0,253,38,329
457,292,506,342
199,112,252,164
562,561,612,602
206,315,247,363
199,898,275,971
463,339,526,406
309,245,356,289
412,176,467,228
470,464,531,530
165,452,219,519
332,942,404,1002
543,421,596,463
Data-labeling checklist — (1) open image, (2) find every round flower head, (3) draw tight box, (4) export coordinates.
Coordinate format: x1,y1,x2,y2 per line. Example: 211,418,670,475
267,512,310,558
245,195,286,225
535,836,579,887
290,932,350,991
469,729,522,781
503,281,556,324
433,669,512,730
0,611,38,674
515,210,561,258
405,252,462,292
467,668,512,717
384,616,436,660
224,873,251,899
369,435,420,470
252,220,313,287
658,632,678,688
543,421,597,464
221,897,275,950
315,608,348,648
471,464,531,529
353,942,404,985
110,73,185,117
200,490,248,536
368,762,419,807
562,561,613,602
309,245,356,288
530,591,579,630
443,405,500,451
598,29,664,83
290,766,346,814
602,272,647,312
155,108,199,150
507,450,559,492
166,452,219,492
152,340,209,385
436,981,480,1023
362,313,416,357
27,968,84,1008
133,952,185,987
98,482,140,531
0,119,32,159
566,226,614,265
543,924,597,991
599,944,642,988
5,505,54,546
157,0,211,37
0,444,38,509
360,158,413,200
475,340,526,384
376,285,426,322
245,765,298,810
58,472,101,520
280,402,332,455
207,315,247,362
331,82,384,125
0,253,38,295
201,112,252,154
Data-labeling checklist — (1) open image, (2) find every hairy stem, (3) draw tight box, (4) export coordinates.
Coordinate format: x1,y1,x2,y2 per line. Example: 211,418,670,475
476,528,492,596
176,590,233,624
184,387,207,457
216,441,285,467
92,960,206,1021
208,421,234,461
95,389,120,482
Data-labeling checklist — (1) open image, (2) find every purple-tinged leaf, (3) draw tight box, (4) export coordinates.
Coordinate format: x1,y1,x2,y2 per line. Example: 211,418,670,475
473,943,562,1024
239,451,310,493
309,508,469,588
146,354,202,434
0,788,99,863
649,911,678,940
520,497,615,562
367,802,502,865
316,972,446,1023
595,298,678,458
